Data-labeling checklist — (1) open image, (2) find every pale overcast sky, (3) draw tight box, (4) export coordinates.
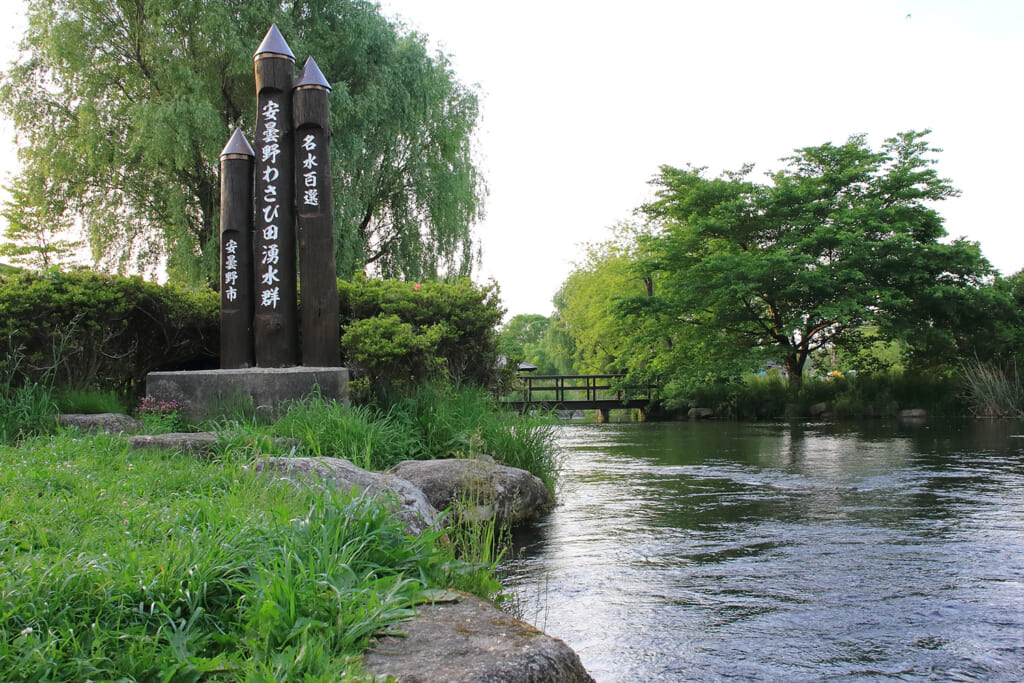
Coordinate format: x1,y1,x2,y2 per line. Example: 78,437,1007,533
2,1,1022,320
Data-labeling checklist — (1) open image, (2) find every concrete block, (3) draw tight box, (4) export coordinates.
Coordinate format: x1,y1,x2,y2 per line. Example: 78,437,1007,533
145,367,349,421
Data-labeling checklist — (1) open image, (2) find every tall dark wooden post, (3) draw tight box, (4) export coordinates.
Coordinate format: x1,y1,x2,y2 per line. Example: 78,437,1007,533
294,57,340,367
253,24,299,367
219,128,256,369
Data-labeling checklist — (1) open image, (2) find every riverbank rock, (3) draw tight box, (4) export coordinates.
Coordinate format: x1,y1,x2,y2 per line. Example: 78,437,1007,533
898,408,928,424
809,402,828,417
362,591,595,683
129,431,220,455
688,407,714,420
251,456,439,536
58,413,144,434
388,458,552,528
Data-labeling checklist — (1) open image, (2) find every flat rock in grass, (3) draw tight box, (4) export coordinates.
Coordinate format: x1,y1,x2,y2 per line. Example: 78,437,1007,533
250,456,439,536
58,413,144,434
388,458,552,528
362,591,595,683
129,431,220,455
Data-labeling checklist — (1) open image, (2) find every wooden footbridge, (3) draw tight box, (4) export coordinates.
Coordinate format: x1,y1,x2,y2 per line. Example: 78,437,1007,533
502,374,656,422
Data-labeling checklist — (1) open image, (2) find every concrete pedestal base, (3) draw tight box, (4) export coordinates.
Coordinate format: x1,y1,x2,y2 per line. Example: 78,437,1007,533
145,367,349,421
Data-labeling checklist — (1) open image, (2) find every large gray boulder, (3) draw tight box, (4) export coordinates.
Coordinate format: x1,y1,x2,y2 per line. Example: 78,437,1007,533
362,591,594,683
59,413,144,434
250,456,439,536
389,458,552,528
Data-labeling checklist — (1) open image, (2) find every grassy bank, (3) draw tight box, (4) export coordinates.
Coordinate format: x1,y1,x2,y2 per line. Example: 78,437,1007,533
0,430,510,681
676,369,999,419
0,364,561,681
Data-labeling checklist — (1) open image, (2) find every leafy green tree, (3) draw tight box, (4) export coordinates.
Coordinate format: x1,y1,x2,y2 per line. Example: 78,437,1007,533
0,172,81,270
2,0,483,284
640,130,993,387
499,314,550,360
532,315,577,376
550,222,676,388
498,313,551,369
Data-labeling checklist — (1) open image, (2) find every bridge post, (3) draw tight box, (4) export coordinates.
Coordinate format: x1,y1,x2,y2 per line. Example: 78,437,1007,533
596,408,610,423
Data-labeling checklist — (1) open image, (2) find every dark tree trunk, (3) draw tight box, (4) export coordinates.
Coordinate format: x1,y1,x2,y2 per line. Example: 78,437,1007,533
785,353,805,388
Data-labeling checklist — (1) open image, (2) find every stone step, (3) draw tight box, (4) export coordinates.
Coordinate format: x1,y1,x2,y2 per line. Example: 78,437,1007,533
362,591,594,683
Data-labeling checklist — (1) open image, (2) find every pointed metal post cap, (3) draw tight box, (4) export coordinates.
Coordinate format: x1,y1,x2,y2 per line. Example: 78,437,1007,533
254,24,295,60
221,128,255,158
296,56,331,91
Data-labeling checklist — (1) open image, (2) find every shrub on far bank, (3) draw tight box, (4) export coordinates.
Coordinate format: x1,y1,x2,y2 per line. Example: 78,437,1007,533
680,370,965,419
960,359,1024,418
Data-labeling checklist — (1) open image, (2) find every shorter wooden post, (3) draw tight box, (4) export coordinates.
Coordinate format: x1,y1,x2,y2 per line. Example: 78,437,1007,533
294,56,340,367
219,128,255,369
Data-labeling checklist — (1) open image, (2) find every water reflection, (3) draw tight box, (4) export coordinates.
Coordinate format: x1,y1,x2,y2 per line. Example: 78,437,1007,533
501,420,1024,682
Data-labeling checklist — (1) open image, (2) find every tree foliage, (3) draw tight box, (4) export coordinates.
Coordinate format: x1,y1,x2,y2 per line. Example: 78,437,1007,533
639,130,995,387
0,173,82,270
2,0,483,283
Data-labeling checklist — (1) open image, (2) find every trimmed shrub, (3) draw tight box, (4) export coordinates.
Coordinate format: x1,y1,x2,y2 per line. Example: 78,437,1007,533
339,276,506,392
0,269,218,394
0,270,507,400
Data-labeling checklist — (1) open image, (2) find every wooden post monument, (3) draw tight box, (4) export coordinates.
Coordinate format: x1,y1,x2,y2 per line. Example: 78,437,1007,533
219,25,340,370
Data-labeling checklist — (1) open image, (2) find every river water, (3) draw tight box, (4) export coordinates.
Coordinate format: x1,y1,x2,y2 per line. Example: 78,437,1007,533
499,420,1024,682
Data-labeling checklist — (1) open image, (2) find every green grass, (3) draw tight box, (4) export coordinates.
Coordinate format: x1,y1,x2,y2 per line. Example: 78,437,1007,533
53,387,129,414
387,383,560,490
222,384,562,491
0,431,495,681
270,401,417,471
0,342,58,444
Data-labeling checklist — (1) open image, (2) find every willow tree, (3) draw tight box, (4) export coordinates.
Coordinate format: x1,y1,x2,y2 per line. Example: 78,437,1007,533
1,0,483,283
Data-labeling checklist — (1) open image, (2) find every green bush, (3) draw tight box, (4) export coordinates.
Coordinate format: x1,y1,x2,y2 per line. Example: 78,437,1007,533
0,269,218,395
960,359,1024,417
339,276,505,392
0,270,507,402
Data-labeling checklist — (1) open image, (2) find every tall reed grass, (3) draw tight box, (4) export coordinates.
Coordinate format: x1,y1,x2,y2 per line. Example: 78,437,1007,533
0,340,57,443
960,359,1024,418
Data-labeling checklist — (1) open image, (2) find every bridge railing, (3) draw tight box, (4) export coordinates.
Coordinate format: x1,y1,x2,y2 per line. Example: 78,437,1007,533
511,374,654,405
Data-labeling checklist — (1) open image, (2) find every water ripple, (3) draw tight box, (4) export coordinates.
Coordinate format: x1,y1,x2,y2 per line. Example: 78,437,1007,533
502,420,1024,682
